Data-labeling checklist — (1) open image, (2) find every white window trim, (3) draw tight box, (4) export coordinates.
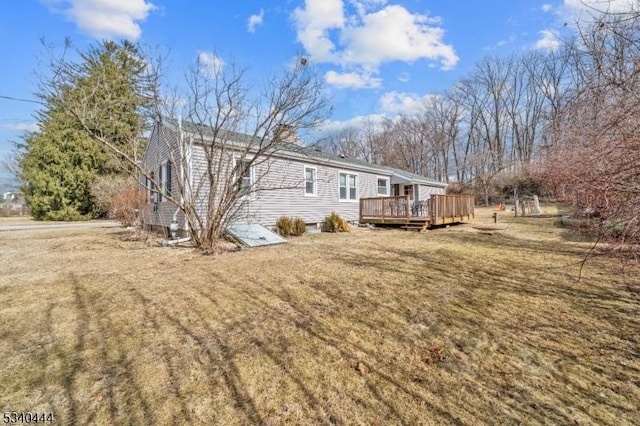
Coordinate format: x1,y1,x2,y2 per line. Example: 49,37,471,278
148,171,157,204
303,165,317,197
158,162,166,202
376,176,390,196
338,171,359,203
159,161,172,202
234,156,255,199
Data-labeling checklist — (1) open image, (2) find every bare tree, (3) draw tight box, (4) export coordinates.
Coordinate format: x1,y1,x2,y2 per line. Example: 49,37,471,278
152,57,330,249
319,126,375,161
40,44,329,249
421,92,462,182
544,9,640,260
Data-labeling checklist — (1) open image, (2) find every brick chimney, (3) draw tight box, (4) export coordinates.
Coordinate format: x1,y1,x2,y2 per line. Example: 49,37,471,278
273,124,298,144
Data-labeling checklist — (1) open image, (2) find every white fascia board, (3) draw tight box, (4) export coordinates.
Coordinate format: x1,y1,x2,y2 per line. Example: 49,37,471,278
392,171,448,188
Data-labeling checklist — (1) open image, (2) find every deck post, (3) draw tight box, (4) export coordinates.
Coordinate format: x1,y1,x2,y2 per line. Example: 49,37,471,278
405,195,410,223
430,194,436,223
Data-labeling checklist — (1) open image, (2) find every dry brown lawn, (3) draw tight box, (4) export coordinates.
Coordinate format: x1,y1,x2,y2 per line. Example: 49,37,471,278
1,207,639,425
0,216,37,225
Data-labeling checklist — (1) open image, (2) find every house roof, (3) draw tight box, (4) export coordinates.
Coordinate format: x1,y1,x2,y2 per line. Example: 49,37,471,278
160,118,447,188
281,144,447,187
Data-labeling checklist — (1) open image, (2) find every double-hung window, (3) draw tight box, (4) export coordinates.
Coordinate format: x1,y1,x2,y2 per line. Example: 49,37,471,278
339,172,358,201
158,162,172,202
377,177,389,196
236,158,253,196
304,166,317,196
147,171,155,203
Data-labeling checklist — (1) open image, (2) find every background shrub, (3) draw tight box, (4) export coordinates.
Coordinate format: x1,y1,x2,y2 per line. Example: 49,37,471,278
44,205,86,221
109,188,148,227
90,175,136,217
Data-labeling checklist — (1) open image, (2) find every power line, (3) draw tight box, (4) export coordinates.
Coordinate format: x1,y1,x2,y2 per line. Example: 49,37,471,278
0,95,43,105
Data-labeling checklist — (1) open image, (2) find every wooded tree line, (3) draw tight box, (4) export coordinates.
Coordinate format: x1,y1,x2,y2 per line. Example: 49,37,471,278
322,9,639,217
322,49,568,205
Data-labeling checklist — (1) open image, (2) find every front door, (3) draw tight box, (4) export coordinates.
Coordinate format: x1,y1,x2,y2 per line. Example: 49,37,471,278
403,184,413,200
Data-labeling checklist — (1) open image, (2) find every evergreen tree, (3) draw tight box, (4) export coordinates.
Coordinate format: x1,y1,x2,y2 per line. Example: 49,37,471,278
19,40,155,220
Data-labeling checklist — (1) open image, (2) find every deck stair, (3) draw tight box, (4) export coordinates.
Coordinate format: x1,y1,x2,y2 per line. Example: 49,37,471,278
400,218,430,232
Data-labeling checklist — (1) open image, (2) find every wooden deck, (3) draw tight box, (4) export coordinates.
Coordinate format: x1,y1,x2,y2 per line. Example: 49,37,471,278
359,194,475,231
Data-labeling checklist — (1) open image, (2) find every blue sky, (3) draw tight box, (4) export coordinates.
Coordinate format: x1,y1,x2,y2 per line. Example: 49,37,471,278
0,0,632,189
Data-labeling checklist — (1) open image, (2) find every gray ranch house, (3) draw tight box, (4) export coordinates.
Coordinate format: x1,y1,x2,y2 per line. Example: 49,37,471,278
141,119,447,234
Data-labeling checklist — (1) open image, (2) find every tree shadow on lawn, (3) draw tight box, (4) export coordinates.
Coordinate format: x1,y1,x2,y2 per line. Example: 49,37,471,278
327,230,640,424
194,272,470,426
38,274,270,425
40,275,159,425
26,228,638,425
170,229,637,424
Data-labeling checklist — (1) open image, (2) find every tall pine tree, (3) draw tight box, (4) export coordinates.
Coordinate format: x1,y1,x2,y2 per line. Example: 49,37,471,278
20,40,155,220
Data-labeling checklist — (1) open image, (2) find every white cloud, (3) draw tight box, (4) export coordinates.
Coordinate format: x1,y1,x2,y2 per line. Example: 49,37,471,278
197,51,224,77
46,0,155,40
541,4,554,13
292,0,458,89
379,91,433,114
1,122,39,133
324,70,381,88
314,90,439,138
247,9,264,33
292,0,345,62
534,29,561,52
340,5,457,69
397,72,410,83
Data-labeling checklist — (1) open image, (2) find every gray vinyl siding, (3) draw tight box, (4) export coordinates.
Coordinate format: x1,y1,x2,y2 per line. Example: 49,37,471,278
188,150,391,226
141,124,187,230
419,184,446,201
247,156,389,225
188,143,236,226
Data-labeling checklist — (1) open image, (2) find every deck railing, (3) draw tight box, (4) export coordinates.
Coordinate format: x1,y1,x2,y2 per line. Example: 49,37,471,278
360,195,410,220
359,194,475,224
429,194,475,222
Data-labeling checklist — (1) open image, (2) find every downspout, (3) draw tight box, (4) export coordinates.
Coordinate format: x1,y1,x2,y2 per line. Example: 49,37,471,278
175,115,184,225
166,116,191,244
185,135,193,232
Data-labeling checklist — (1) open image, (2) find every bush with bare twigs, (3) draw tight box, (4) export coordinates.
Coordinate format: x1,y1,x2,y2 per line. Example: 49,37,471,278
108,187,148,228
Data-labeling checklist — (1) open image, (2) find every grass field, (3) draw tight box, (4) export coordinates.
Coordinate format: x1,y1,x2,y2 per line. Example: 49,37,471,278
1,207,639,425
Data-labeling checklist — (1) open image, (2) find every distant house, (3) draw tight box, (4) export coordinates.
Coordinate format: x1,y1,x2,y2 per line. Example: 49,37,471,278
141,119,447,233
0,192,27,216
